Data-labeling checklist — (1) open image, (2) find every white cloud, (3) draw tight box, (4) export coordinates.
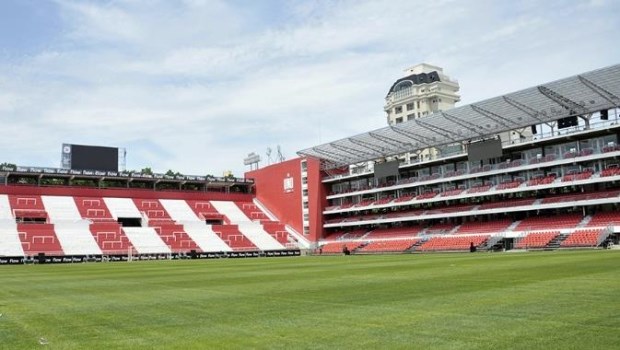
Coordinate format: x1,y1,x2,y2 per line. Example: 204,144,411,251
0,0,619,175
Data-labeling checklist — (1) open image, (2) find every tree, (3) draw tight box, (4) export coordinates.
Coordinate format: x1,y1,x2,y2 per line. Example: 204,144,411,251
140,167,153,175
0,162,16,171
165,169,183,177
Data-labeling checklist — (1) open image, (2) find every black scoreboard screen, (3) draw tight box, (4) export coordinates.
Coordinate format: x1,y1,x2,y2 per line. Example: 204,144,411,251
64,144,119,172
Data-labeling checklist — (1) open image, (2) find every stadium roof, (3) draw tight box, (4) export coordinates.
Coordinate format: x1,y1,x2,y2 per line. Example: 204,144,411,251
298,64,620,169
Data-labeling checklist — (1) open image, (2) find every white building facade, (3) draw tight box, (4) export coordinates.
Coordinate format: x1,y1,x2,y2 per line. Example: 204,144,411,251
385,63,460,125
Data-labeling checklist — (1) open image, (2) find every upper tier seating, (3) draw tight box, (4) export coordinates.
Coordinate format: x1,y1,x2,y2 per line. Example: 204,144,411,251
9,195,47,219
372,197,394,206
454,219,512,234
542,190,620,205
440,189,465,197
467,185,492,194
425,222,456,234
133,199,171,220
514,213,583,231
496,180,523,190
416,192,438,200
185,200,225,221
587,211,620,227
562,170,593,182
364,226,424,239
394,194,415,203
527,175,556,186
322,228,368,241
236,202,269,222
74,197,115,222
600,167,620,177
355,199,375,207
477,199,537,211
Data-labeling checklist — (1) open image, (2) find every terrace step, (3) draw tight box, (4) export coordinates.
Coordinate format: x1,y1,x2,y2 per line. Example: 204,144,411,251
546,233,570,249
408,238,427,252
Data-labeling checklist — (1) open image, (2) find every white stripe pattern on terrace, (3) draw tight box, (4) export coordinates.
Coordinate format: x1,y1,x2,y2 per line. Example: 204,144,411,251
40,196,103,255
103,198,142,219
0,219,24,257
0,195,25,256
159,199,233,252
41,196,84,222
210,201,285,251
122,227,171,254
53,221,103,255
0,194,15,220
183,222,233,252
159,199,202,222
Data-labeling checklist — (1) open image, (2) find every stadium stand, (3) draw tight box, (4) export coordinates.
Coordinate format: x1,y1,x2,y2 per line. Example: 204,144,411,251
252,64,620,254
3,64,620,263
0,188,296,261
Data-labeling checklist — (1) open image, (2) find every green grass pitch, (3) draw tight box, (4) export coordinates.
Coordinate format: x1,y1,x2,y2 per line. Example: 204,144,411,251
0,250,619,349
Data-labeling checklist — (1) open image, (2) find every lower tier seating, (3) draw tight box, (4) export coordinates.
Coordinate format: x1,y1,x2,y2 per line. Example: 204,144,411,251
18,223,64,256
560,229,603,247
357,239,419,252
211,225,258,251
416,235,488,252
514,231,560,249
319,242,363,254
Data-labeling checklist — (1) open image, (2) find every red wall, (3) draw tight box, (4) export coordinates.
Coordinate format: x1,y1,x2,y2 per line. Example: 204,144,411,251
245,159,303,234
245,157,327,242
0,185,253,201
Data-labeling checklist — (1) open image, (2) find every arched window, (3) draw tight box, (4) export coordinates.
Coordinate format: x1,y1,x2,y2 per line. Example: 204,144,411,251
393,80,413,92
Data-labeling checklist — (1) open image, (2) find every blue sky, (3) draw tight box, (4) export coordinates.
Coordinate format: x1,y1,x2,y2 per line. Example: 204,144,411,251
0,0,619,176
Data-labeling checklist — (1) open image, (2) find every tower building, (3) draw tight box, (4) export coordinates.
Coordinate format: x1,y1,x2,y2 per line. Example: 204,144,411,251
385,63,460,125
